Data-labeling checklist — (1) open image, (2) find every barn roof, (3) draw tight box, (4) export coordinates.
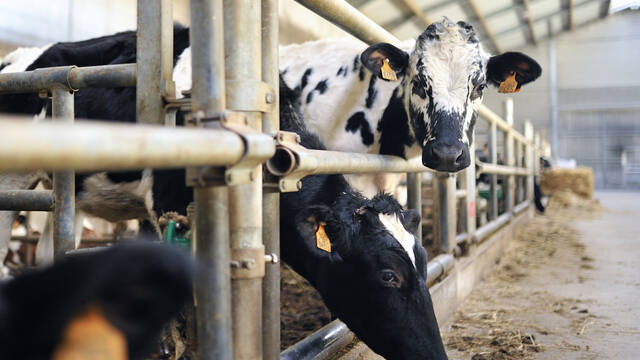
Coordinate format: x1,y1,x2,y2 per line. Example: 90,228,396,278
346,0,623,52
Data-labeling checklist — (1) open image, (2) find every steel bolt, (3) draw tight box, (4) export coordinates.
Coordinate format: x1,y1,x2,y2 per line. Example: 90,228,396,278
265,92,275,104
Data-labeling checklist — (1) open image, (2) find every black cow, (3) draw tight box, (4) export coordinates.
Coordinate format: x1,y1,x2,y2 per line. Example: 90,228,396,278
0,27,448,359
0,242,194,359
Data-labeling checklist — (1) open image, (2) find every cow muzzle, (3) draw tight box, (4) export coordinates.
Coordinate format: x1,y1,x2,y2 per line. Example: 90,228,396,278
422,140,470,172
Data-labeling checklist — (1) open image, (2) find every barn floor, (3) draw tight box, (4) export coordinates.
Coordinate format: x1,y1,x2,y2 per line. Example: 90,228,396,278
441,191,640,360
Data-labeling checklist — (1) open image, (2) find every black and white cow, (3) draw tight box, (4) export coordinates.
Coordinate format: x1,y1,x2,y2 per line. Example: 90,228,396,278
0,242,194,359
280,18,541,196
0,28,448,359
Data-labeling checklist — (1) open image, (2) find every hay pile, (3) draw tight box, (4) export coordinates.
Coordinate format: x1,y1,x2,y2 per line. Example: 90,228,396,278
540,168,594,199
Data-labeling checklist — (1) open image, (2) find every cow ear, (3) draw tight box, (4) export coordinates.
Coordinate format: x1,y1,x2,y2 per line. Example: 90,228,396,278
401,209,421,236
295,205,349,259
361,43,409,81
486,52,542,91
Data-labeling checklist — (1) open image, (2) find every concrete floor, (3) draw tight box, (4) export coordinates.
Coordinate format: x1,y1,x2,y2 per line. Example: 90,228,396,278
443,191,640,359
553,192,640,359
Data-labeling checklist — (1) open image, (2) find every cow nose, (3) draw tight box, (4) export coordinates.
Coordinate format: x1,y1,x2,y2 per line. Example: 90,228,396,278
423,141,469,172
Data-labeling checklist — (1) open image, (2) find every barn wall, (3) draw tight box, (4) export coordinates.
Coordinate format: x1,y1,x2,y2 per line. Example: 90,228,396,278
482,10,640,189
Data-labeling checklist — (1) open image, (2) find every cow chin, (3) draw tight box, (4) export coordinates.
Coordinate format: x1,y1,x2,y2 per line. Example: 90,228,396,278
422,140,470,173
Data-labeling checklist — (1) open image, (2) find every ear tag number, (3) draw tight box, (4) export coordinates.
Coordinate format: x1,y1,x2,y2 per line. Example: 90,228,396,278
380,58,398,81
315,223,332,253
498,72,520,93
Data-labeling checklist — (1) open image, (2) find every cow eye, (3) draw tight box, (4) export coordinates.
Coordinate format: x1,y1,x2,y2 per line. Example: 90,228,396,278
379,270,400,287
471,83,486,100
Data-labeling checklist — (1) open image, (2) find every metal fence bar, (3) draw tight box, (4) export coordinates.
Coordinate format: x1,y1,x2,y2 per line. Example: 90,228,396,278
472,212,513,243
488,120,498,220
280,321,355,360
261,0,281,358
407,172,422,240
464,141,476,250
294,0,400,45
0,190,53,211
188,0,232,359
433,173,456,252
476,162,529,176
478,105,529,145
136,0,174,125
504,99,515,213
224,1,265,359
0,118,248,171
51,87,75,260
0,64,136,94
525,121,535,201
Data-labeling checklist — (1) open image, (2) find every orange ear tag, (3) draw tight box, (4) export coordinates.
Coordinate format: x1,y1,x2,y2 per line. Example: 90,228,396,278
498,72,519,93
53,306,127,360
315,223,332,253
380,58,398,81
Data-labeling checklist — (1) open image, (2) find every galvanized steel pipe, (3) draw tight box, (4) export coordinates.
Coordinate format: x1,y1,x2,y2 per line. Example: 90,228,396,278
472,212,513,244
0,190,54,211
280,320,355,360
513,200,530,215
476,161,530,177
51,87,75,260
0,64,136,94
294,0,400,46
261,0,281,358
224,1,265,359
189,0,232,359
426,254,456,287
0,118,247,171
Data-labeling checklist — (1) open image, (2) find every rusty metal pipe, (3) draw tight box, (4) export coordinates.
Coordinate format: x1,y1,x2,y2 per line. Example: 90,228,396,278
0,190,54,211
0,64,136,94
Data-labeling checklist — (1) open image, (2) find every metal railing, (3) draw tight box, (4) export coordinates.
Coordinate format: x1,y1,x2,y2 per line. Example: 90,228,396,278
0,0,551,359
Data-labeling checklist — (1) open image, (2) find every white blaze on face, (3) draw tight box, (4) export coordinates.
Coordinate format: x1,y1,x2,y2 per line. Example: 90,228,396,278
378,213,416,269
0,45,52,74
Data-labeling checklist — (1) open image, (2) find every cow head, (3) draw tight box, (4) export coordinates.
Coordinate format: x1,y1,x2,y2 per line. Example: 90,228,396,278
294,194,447,360
361,18,541,172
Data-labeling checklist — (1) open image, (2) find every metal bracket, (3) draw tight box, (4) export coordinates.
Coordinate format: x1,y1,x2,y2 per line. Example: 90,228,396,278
226,80,275,113
267,131,306,192
186,110,275,186
230,246,265,279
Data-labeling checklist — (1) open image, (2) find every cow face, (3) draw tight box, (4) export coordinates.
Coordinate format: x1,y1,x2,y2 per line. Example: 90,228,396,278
361,18,541,172
294,195,447,360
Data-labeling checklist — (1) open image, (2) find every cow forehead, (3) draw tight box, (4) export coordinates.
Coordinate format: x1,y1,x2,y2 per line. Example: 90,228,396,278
377,213,416,269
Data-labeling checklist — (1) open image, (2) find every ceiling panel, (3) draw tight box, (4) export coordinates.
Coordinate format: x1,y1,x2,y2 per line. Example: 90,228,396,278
425,2,469,23
475,0,514,15
496,29,528,50
529,0,562,18
393,19,426,40
360,0,405,25
486,10,522,33
573,1,602,26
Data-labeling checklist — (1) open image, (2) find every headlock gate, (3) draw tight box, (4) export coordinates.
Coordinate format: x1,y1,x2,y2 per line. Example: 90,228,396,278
0,0,550,359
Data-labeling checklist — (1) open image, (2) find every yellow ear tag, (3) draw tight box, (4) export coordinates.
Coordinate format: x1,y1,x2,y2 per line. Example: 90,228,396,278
53,306,127,360
498,72,519,93
315,223,332,253
380,58,398,81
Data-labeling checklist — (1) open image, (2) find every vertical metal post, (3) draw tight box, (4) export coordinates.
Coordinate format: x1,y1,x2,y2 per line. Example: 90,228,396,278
488,121,498,219
261,0,280,358
224,1,264,359
52,87,75,260
503,99,515,213
189,1,232,359
465,142,476,248
549,32,559,158
433,173,456,253
406,172,422,240
515,140,523,203
525,120,535,202
137,0,174,125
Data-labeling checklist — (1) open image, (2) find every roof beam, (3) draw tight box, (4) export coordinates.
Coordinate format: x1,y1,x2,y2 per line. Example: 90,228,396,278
600,0,611,17
494,0,606,38
568,0,575,29
396,0,433,27
383,0,466,30
521,0,538,45
465,0,503,53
